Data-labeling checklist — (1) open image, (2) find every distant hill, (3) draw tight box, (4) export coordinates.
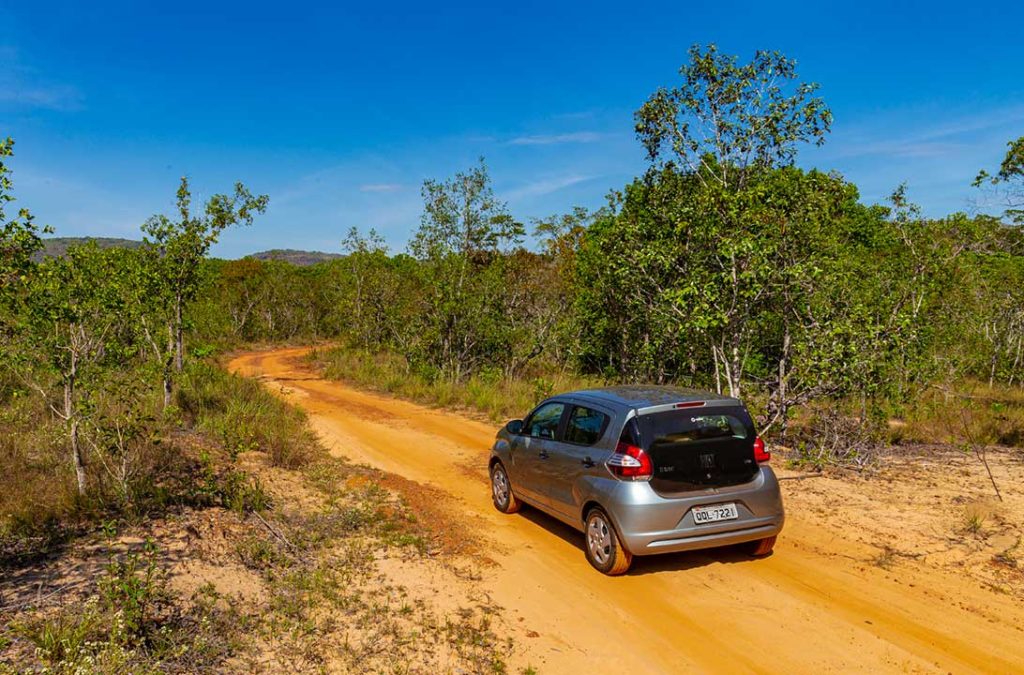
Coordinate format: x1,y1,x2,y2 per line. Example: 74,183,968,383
247,249,343,266
38,237,144,260
36,238,341,267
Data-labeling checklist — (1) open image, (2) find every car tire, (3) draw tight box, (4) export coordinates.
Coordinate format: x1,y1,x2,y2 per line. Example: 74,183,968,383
584,507,632,575
490,462,521,514
748,535,777,557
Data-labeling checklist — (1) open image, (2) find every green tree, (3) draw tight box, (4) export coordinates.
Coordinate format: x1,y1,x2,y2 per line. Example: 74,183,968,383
140,177,267,406
409,159,524,379
341,226,395,348
528,207,598,370
0,138,45,290
411,158,522,258
13,246,138,495
635,44,831,189
975,135,1024,224
608,45,835,398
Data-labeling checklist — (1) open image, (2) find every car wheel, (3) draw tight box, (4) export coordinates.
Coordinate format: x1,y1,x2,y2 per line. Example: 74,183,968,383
490,462,521,514
748,535,777,557
584,507,632,575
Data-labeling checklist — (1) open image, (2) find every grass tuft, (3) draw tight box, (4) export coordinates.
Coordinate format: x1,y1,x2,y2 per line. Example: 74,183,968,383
177,361,319,468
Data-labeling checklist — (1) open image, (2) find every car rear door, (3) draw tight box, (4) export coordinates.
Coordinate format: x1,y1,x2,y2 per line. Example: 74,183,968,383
637,403,759,496
543,402,613,520
510,401,567,508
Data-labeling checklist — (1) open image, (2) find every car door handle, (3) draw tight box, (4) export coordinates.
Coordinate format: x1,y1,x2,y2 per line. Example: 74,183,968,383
538,450,549,460
581,456,595,468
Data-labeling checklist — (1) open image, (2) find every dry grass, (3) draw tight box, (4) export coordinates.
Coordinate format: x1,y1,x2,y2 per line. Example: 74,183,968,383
887,381,1024,449
2,359,516,673
177,361,319,469
0,359,322,567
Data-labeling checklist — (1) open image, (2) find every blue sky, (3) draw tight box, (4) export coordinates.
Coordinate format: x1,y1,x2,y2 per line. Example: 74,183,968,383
1,0,1022,257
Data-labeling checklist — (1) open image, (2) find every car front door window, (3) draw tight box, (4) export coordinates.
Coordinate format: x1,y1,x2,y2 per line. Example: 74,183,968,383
526,402,565,439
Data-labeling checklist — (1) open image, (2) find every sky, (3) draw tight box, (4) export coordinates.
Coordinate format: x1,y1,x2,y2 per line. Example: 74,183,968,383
1,0,1022,258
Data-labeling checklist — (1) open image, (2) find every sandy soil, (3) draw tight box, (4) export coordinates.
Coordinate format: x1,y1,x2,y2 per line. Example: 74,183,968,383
230,346,1024,674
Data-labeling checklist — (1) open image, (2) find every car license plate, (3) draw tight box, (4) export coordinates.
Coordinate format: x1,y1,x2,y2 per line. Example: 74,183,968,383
692,503,739,524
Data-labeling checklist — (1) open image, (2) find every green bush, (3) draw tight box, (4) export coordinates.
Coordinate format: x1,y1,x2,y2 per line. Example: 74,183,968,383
177,361,320,468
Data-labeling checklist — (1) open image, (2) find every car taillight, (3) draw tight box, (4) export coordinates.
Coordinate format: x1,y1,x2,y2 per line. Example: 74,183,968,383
607,442,653,480
753,436,770,463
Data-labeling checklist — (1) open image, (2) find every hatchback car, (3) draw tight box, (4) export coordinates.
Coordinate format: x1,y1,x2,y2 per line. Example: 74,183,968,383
488,386,784,575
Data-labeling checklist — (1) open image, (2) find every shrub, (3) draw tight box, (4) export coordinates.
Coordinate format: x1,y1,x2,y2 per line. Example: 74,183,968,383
13,541,241,672
177,361,320,468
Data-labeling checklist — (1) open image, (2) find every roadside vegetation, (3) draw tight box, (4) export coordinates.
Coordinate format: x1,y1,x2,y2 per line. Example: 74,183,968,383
310,346,601,422
0,143,515,671
199,48,1023,472
2,43,1023,671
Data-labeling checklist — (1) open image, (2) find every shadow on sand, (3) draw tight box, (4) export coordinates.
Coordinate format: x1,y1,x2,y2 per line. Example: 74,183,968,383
515,503,766,577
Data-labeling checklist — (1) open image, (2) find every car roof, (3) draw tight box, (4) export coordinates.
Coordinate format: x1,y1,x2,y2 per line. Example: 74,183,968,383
564,385,739,410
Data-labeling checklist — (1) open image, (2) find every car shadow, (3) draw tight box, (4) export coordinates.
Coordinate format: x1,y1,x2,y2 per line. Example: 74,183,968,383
515,504,766,577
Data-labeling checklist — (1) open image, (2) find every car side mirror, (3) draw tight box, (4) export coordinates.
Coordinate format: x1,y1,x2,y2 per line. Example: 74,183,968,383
506,419,524,435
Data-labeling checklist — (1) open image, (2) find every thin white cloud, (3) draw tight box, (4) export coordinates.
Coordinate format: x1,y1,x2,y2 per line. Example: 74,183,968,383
508,131,604,146
904,105,1024,143
0,47,82,111
505,174,595,201
828,105,1024,160
553,110,598,121
0,83,82,110
358,183,403,193
838,140,967,160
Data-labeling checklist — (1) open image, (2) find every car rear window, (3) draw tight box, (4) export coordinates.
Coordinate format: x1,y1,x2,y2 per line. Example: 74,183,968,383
647,412,749,446
563,405,608,446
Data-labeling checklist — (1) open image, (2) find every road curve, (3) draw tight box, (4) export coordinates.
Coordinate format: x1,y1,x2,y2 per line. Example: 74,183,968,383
230,347,1024,674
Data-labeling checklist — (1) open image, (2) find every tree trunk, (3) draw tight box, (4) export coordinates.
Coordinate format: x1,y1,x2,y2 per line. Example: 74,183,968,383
713,343,722,394
174,290,184,372
989,349,998,388
729,344,742,398
164,322,176,408
70,416,86,497
778,326,791,441
163,369,173,409
65,359,86,496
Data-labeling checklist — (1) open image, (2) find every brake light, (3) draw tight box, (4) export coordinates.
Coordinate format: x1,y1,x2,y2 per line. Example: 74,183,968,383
673,401,705,409
753,436,770,463
607,442,653,480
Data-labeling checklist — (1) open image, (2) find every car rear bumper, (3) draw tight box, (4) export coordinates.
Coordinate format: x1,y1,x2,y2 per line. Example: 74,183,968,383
606,466,785,556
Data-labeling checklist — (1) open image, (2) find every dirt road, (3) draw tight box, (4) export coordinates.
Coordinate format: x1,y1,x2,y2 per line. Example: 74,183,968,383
230,347,1024,674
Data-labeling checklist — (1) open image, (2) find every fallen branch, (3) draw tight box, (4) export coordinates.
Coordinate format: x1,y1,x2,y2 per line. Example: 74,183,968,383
251,511,308,562
0,579,90,613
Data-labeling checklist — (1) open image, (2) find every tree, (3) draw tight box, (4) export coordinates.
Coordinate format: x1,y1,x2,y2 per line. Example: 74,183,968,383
411,158,522,259
408,159,524,379
635,44,831,189
0,137,48,405
607,45,836,399
0,138,45,290
14,246,137,495
975,135,1024,224
528,207,599,370
341,226,394,349
140,177,267,406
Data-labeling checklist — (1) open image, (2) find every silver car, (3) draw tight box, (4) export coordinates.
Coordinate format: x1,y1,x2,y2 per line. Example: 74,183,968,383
488,386,784,575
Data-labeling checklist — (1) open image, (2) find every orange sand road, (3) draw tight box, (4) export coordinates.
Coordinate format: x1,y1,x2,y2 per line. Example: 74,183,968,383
230,347,1024,674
